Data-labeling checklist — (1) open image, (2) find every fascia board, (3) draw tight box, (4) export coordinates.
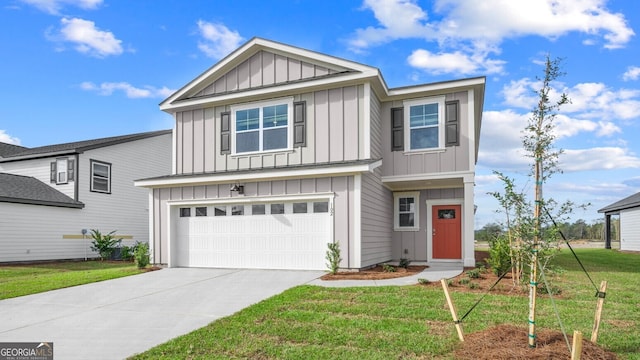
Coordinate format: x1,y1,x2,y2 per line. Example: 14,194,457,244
135,160,382,188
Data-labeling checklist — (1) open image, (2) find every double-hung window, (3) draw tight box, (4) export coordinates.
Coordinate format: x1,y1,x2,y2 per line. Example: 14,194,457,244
232,98,292,154
90,160,111,194
404,96,445,151
394,192,419,231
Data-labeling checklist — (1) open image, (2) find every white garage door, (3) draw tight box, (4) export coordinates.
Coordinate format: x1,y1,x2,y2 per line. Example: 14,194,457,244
174,200,331,270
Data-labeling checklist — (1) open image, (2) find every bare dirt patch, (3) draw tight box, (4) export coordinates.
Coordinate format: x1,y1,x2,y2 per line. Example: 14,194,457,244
452,324,617,359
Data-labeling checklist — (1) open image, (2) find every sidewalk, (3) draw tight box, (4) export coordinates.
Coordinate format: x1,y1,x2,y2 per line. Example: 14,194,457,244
308,263,463,287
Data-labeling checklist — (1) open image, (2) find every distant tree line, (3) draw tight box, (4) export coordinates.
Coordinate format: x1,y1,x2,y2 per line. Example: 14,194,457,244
475,218,619,243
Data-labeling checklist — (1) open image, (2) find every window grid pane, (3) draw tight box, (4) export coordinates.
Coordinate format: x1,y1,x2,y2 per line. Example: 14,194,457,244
232,205,244,216
252,204,265,215
313,201,329,213
195,207,207,216
293,203,308,214
214,206,226,216
270,203,284,214
398,196,416,227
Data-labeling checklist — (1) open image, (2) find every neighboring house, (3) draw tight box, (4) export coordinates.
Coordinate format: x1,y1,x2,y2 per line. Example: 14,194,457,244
0,130,172,262
135,38,485,270
598,191,640,251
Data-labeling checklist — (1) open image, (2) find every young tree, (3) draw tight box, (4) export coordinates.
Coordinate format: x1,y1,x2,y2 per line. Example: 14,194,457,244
524,54,570,348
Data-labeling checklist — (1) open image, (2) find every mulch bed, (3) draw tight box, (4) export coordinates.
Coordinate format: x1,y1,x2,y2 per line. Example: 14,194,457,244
320,265,428,280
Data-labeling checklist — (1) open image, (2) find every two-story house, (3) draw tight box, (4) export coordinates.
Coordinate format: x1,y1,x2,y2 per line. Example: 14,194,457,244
135,38,485,270
0,130,172,262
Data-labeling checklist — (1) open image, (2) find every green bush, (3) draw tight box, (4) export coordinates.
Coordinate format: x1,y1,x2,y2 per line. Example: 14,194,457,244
325,242,342,275
417,278,430,285
134,242,150,269
382,264,396,273
90,229,122,261
120,245,134,261
487,234,512,276
399,258,411,269
466,268,482,279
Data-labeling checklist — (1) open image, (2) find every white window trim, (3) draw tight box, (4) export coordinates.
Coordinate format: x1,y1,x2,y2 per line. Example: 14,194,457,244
90,160,111,194
393,191,420,231
56,158,68,185
230,97,294,155
403,96,446,153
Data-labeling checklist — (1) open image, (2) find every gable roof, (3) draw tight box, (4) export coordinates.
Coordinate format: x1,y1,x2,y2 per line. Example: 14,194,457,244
160,37,382,112
0,142,28,158
598,191,640,214
0,172,84,208
0,129,172,162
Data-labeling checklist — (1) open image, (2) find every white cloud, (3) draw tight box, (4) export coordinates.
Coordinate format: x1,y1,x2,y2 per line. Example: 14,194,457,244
407,48,506,75
349,0,634,74
80,82,174,99
623,66,640,81
51,18,123,57
561,147,640,171
0,130,21,145
196,21,243,59
20,0,102,15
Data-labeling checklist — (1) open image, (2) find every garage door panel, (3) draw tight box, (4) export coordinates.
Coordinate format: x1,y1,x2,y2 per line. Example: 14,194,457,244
175,207,330,270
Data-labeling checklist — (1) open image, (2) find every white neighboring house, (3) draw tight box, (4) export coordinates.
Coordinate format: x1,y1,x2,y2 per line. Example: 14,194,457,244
598,191,640,251
0,130,172,262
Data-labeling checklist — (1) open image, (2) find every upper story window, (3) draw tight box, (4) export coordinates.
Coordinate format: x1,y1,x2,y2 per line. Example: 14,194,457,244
50,157,74,185
90,160,111,194
231,98,292,154
403,96,446,152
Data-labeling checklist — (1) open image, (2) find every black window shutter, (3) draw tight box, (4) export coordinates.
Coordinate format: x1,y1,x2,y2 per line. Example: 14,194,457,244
445,100,459,147
391,107,404,151
220,111,231,154
50,161,56,183
293,101,306,147
68,159,75,182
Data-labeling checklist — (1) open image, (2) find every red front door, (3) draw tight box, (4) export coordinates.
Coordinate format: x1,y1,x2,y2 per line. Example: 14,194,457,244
432,205,462,259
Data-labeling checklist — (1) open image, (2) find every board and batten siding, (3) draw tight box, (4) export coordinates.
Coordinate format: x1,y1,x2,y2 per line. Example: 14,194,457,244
151,175,359,268
0,133,172,262
391,188,464,261
369,89,383,160
380,91,471,177
360,169,393,267
620,208,640,251
0,156,76,199
193,50,341,97
174,85,366,175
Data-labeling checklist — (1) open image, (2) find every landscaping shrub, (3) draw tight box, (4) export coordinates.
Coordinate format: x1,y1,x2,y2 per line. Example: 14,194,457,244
134,242,150,269
487,234,512,276
325,242,341,274
90,229,122,261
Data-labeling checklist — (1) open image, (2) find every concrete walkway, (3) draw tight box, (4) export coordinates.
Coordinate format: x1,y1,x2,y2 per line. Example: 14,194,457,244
0,264,463,359
0,268,323,360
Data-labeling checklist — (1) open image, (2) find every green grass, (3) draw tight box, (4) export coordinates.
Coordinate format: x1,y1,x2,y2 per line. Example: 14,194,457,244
0,260,146,299
131,249,640,359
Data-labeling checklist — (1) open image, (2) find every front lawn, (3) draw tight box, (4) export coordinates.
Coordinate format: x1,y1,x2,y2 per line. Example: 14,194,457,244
0,260,146,300
131,249,640,359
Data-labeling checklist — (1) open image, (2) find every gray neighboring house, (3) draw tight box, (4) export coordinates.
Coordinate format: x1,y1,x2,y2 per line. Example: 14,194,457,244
0,130,172,262
598,191,640,251
136,37,486,270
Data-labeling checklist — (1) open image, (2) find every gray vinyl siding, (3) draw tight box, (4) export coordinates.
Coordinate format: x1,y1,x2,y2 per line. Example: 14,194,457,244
151,175,358,268
370,91,383,159
381,91,471,177
360,169,393,267
0,134,172,262
391,188,463,261
194,51,341,97
174,85,366,175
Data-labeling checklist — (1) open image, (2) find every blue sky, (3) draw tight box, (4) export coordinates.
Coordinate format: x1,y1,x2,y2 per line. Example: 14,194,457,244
2,0,640,229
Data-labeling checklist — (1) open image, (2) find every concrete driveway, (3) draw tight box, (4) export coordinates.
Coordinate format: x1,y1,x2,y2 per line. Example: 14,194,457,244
0,268,323,359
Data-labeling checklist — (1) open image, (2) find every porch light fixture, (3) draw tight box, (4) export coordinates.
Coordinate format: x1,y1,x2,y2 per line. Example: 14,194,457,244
230,184,244,195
